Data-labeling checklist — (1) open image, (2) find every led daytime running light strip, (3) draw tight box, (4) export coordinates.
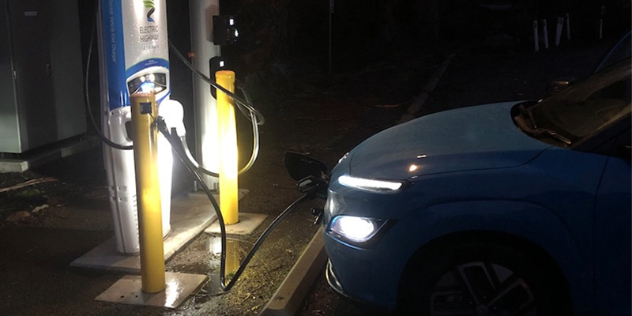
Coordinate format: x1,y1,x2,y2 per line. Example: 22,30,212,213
338,175,403,192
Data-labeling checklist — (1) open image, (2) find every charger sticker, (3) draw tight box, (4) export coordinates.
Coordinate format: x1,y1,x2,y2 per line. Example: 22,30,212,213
140,102,152,114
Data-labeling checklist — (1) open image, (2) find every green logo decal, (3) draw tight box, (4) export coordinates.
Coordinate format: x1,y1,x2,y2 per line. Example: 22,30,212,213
143,0,155,22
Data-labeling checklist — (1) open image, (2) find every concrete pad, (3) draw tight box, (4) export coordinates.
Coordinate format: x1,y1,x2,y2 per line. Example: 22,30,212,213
71,191,217,273
260,227,327,316
71,189,249,272
204,212,268,235
95,272,208,308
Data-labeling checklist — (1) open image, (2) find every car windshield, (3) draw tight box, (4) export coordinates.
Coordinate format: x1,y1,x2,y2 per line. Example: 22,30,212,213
528,60,631,144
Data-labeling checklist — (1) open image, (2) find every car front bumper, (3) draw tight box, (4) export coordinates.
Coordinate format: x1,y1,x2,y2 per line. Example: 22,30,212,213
326,259,399,314
323,231,406,310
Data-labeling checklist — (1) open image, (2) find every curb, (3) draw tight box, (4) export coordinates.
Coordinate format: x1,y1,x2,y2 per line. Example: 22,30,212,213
260,227,326,316
398,53,456,124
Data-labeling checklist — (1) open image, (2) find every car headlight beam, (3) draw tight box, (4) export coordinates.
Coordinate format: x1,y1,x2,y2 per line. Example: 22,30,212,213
338,174,405,192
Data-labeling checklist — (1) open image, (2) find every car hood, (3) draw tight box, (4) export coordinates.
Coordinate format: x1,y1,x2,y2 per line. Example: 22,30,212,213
346,102,552,180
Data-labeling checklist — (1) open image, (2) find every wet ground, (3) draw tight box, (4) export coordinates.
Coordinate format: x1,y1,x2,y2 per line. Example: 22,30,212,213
0,37,614,316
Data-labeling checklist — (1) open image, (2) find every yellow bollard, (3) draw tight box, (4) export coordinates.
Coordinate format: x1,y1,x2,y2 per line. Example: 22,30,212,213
216,70,239,225
131,93,166,293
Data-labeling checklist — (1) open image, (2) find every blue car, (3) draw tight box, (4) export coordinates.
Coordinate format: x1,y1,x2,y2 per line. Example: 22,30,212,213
318,59,630,315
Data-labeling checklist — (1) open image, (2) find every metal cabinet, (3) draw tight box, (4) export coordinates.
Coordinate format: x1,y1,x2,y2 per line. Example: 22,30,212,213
0,0,86,154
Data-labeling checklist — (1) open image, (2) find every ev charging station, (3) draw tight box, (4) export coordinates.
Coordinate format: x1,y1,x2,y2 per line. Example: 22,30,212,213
72,0,212,307
97,0,174,255
72,0,266,308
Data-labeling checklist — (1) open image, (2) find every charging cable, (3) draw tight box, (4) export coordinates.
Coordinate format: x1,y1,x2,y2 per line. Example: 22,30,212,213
84,19,132,150
167,41,262,175
157,118,310,291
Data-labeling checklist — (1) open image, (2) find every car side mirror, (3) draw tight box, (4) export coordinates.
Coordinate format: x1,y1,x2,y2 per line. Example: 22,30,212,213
546,77,575,96
284,152,328,182
284,152,329,199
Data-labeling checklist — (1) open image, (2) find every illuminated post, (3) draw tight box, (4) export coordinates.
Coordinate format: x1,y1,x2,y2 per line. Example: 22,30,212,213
131,93,166,293
216,70,239,225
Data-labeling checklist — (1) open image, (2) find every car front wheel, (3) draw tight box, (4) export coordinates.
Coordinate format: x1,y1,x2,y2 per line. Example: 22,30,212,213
400,241,569,316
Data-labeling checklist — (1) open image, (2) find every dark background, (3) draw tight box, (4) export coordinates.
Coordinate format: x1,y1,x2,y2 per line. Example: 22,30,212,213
77,0,632,114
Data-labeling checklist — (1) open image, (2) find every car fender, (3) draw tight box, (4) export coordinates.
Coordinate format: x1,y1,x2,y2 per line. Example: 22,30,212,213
386,199,592,315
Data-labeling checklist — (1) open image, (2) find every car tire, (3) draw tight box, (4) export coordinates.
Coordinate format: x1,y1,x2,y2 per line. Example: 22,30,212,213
399,241,570,316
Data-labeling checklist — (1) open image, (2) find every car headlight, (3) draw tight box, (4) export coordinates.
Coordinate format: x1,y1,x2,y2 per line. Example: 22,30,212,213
329,215,385,243
338,174,407,193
